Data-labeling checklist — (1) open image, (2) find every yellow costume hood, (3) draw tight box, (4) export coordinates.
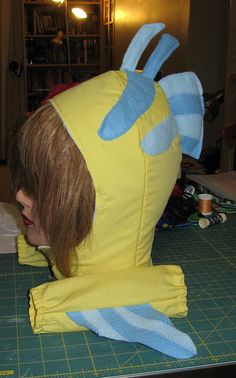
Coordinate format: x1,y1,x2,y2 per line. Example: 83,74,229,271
49,24,203,277
18,25,204,358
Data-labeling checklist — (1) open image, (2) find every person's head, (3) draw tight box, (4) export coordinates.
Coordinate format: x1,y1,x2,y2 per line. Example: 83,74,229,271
12,102,95,277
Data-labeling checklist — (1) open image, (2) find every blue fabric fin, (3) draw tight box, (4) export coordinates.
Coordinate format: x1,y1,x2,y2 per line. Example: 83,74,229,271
120,23,165,71
141,115,178,156
67,304,197,360
158,72,204,159
98,71,155,141
142,33,179,80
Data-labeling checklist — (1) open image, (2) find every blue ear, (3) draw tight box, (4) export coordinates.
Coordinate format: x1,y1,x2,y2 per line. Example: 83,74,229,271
98,71,155,141
120,23,165,71
142,33,179,80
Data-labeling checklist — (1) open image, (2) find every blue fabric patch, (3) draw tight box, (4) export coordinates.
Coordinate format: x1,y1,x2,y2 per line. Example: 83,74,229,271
67,304,197,359
174,114,203,139
124,304,173,325
168,94,203,116
142,33,179,80
120,23,165,71
98,71,155,141
141,116,178,155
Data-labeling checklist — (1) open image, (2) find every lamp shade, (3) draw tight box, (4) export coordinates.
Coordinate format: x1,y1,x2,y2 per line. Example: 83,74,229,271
71,7,87,19
52,0,64,4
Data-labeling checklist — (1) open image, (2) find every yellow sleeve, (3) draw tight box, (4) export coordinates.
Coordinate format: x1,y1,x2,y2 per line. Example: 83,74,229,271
29,265,188,334
17,234,49,267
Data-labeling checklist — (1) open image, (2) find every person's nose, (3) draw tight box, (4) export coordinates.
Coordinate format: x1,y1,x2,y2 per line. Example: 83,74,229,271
16,189,33,208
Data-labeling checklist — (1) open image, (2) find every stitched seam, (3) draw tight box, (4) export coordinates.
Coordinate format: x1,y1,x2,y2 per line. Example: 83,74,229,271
134,119,147,267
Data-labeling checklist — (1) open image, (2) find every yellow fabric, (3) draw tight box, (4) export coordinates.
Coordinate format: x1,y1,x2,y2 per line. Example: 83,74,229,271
18,70,187,334
18,235,48,267
28,265,187,334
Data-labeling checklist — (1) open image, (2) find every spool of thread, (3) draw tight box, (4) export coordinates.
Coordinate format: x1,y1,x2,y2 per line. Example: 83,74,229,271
198,193,213,215
199,213,227,229
183,185,195,199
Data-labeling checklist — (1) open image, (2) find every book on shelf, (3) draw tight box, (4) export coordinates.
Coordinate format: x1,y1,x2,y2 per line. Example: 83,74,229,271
68,13,99,35
27,68,71,111
70,38,99,64
25,7,65,35
27,69,70,93
26,38,68,64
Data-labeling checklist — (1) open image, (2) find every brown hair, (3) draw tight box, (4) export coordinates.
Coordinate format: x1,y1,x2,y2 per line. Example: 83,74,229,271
11,102,95,277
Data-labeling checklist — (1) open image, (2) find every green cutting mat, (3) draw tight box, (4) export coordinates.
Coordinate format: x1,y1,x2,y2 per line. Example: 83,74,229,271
0,216,236,378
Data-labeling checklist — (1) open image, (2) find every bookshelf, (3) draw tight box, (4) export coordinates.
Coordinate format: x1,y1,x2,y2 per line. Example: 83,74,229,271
103,0,114,70
22,0,103,112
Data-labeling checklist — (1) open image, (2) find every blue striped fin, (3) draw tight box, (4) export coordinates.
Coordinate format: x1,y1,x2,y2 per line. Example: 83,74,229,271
120,23,165,71
159,72,204,158
98,71,155,141
141,116,178,155
142,33,179,80
67,304,197,359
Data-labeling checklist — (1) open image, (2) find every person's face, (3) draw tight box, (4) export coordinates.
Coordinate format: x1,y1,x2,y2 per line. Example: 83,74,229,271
16,189,49,246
